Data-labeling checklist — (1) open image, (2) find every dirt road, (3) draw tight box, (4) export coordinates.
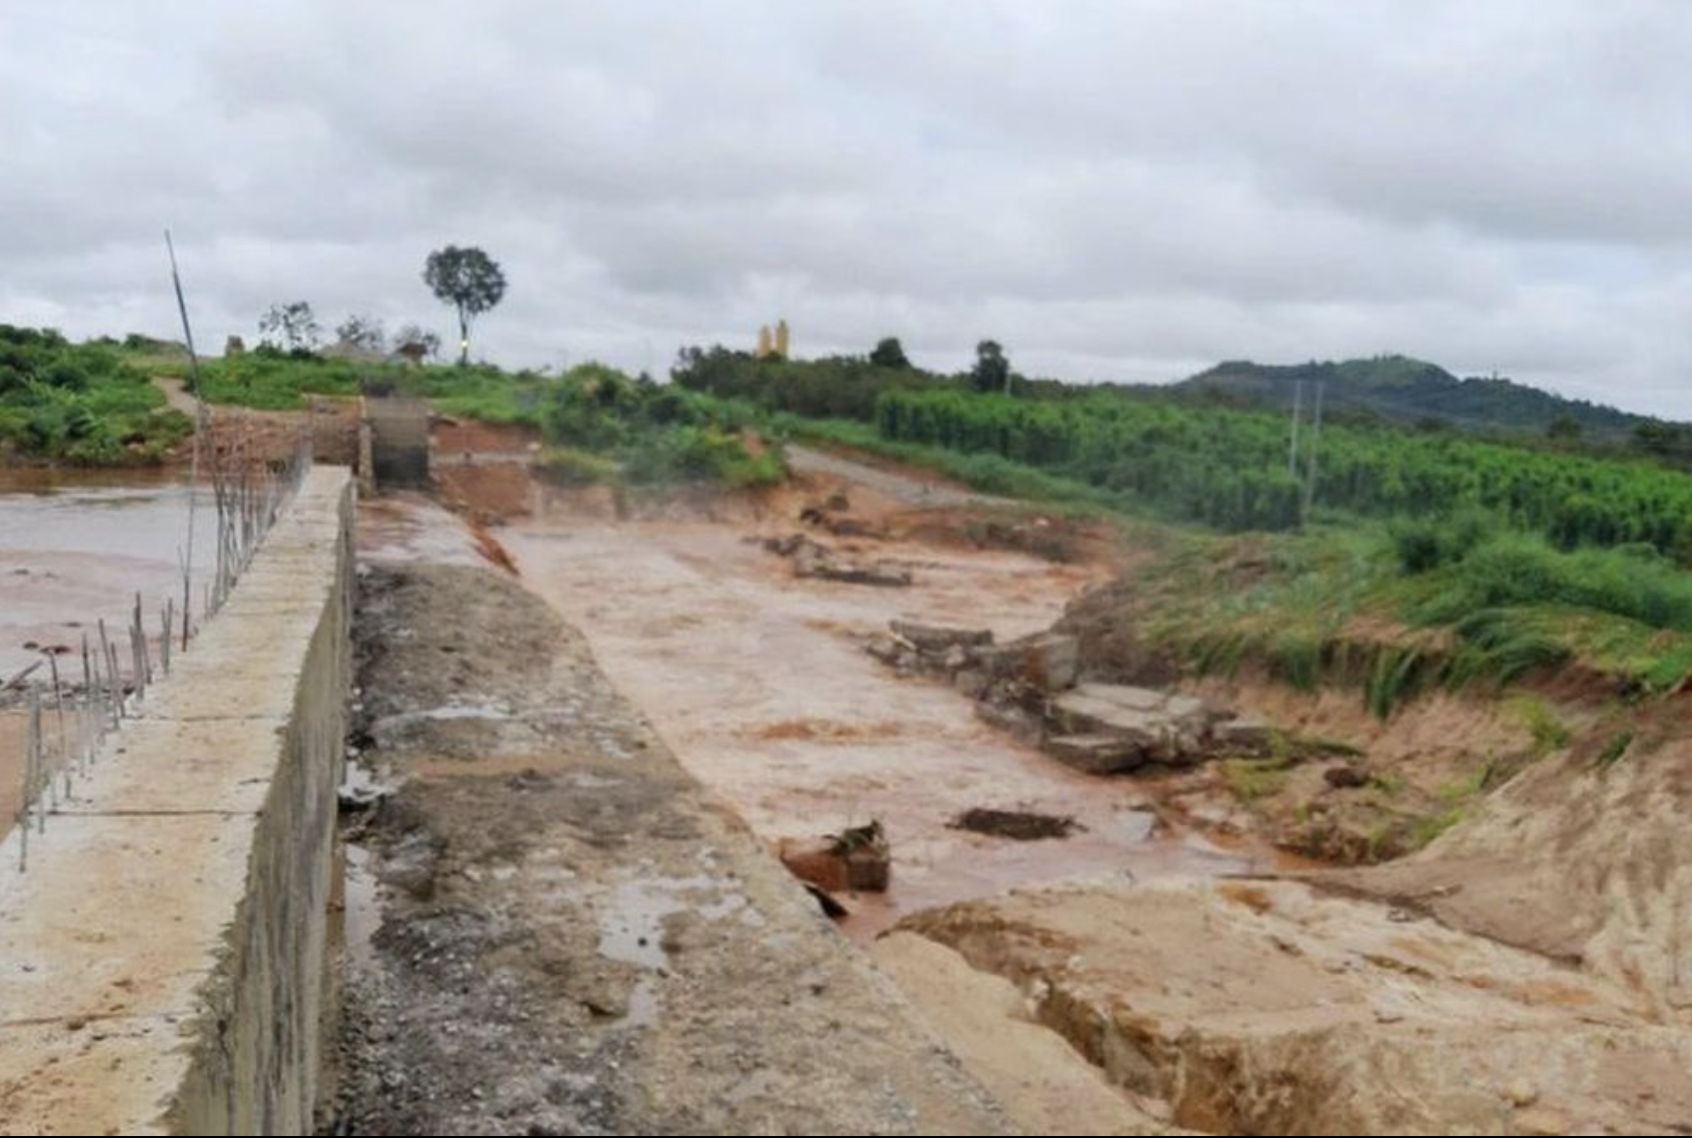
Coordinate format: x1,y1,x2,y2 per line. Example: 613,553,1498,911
785,443,1005,508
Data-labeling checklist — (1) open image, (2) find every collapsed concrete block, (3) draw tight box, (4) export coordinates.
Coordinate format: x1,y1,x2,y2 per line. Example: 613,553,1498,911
1042,733,1146,775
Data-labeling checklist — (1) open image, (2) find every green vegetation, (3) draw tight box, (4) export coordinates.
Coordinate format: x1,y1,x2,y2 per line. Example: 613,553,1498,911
1120,518,1692,715
1222,756,1294,801
1595,729,1634,769
1513,696,1572,756
0,326,190,463
148,346,554,419
423,245,507,366
872,387,1692,556
778,416,1119,510
674,344,945,422
539,363,783,488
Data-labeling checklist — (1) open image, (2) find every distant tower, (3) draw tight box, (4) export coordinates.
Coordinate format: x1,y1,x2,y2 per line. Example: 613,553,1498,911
774,318,789,358
756,324,773,358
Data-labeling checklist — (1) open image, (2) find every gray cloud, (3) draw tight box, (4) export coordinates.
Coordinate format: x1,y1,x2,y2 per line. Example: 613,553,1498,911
5,1,1692,414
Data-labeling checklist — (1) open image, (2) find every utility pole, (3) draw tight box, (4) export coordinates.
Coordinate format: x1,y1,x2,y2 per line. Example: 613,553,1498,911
1288,379,1304,478
1301,382,1325,524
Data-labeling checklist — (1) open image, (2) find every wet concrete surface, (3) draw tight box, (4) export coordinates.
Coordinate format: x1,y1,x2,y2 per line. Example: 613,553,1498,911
329,560,1015,1135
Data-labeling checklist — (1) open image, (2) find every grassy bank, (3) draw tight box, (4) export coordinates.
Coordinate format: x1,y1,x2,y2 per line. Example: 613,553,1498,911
0,327,190,463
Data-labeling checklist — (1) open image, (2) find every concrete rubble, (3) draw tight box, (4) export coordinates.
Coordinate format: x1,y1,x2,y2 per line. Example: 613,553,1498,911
777,820,893,896
864,619,1272,773
763,533,913,587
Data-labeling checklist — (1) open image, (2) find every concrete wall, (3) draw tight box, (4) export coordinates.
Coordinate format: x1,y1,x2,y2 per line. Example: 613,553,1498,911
364,396,431,490
0,467,354,1136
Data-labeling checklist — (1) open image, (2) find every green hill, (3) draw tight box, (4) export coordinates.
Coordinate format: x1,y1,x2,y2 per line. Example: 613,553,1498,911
1174,355,1659,439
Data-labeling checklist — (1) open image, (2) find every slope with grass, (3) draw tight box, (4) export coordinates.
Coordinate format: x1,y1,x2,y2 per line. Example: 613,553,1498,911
0,326,191,463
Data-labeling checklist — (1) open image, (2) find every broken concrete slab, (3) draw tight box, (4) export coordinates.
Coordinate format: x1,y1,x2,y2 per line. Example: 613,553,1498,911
764,533,914,587
1042,733,1146,775
888,620,994,653
1213,715,1274,755
1046,683,1226,769
1009,631,1079,692
796,557,912,587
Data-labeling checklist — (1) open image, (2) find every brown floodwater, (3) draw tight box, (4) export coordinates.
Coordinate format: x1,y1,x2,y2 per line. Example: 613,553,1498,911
0,469,216,680
503,514,1260,939
0,469,218,843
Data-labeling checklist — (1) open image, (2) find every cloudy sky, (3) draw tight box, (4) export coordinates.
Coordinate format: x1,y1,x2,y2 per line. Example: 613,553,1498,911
6,2,1692,414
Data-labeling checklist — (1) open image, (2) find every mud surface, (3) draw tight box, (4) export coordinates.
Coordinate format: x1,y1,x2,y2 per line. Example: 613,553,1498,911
0,712,23,842
328,561,1013,1135
902,879,1692,1135
338,439,1692,1134
503,512,1258,939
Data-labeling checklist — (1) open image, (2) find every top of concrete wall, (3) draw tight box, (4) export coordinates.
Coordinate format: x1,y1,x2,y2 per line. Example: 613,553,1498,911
0,466,353,1136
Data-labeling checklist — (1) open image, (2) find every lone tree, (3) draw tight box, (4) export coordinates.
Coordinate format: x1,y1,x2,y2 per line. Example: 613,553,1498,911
258,301,322,352
423,245,506,365
970,339,1010,394
869,336,911,369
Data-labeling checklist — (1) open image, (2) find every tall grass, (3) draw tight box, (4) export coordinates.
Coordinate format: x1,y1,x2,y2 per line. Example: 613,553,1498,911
1414,535,1692,630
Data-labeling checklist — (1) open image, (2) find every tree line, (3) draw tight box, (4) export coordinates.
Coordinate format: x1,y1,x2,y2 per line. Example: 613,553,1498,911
255,244,505,365
873,386,1692,557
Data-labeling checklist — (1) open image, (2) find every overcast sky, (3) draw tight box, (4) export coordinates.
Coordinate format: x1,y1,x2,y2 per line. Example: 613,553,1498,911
6,2,1692,415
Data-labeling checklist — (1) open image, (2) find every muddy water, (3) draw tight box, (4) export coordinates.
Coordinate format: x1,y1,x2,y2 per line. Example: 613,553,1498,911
504,518,1257,939
0,469,215,678
0,470,217,843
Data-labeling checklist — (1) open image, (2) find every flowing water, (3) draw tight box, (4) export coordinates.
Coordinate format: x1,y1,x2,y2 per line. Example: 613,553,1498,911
503,515,1258,939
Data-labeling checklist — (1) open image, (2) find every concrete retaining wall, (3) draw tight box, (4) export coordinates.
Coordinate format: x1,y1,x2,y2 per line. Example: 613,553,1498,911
0,466,354,1135
364,396,431,490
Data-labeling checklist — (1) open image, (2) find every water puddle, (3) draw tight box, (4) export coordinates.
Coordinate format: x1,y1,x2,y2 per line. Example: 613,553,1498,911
341,841,383,969
595,871,745,969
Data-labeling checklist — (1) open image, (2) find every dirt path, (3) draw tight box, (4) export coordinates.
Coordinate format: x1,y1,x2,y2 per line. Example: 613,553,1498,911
786,443,1006,509
151,376,199,417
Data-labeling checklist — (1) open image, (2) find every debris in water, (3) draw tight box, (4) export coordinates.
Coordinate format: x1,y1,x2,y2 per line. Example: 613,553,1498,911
949,807,1082,841
779,820,892,893
802,881,850,919
762,533,912,587
1323,764,1372,789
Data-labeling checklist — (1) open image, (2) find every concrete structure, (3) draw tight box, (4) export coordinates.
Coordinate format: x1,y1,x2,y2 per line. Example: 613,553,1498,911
754,319,790,359
362,395,430,490
0,467,354,1135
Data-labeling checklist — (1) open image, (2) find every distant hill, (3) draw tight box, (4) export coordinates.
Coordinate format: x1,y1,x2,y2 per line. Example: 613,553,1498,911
1173,355,1661,439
